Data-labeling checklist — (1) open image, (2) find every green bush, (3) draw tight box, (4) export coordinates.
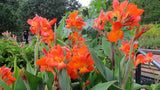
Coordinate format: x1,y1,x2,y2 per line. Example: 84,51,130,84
0,38,34,68
138,24,160,49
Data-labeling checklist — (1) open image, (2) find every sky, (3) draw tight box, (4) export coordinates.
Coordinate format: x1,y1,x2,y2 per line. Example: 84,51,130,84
77,0,92,7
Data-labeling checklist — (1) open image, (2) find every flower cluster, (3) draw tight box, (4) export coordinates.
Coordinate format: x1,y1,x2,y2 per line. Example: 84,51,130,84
65,11,86,30
0,66,16,90
36,45,71,71
134,53,153,68
119,40,154,68
119,40,138,59
67,44,94,79
68,31,86,47
36,11,94,80
27,14,57,47
93,0,144,42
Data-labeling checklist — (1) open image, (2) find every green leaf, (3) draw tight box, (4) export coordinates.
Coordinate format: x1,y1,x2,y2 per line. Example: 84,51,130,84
57,16,66,39
133,83,152,90
59,68,71,90
90,52,116,81
0,79,11,90
91,80,117,90
42,72,54,90
24,71,43,90
15,77,27,90
102,38,111,58
155,83,160,90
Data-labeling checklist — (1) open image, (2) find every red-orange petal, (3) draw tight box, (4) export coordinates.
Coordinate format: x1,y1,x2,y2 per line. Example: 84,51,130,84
49,18,57,25
36,57,47,66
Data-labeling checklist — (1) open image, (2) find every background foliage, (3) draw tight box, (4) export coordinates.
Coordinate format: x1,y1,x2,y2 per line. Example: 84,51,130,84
0,0,81,35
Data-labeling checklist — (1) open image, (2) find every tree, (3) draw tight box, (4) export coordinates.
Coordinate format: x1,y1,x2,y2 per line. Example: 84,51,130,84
130,0,160,24
18,0,81,31
0,2,20,34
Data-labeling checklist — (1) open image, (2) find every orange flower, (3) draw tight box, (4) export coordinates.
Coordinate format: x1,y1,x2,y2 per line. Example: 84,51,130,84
41,30,55,47
69,31,86,47
146,53,154,63
119,40,138,59
67,64,79,79
27,14,41,34
36,44,71,70
27,14,57,35
65,11,86,30
0,66,16,90
67,43,94,79
134,53,153,68
68,54,94,74
108,21,124,42
109,0,144,30
134,54,146,67
93,10,106,30
67,54,94,79
28,14,57,46
72,44,88,56
134,53,153,67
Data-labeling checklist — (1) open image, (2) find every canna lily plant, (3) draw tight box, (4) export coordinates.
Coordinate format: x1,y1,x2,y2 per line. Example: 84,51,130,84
0,0,159,90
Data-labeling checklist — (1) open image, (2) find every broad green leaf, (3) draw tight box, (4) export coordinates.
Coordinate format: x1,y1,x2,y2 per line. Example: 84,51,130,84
24,71,43,90
155,83,160,90
102,38,111,58
42,72,54,90
133,83,152,90
59,68,71,90
57,16,66,39
91,80,117,90
15,77,27,90
90,52,116,81
0,79,11,90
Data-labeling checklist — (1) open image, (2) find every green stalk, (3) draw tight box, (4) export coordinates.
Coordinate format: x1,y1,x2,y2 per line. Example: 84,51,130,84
34,34,40,75
54,23,57,46
121,38,134,89
118,54,122,86
13,56,17,90
111,42,115,72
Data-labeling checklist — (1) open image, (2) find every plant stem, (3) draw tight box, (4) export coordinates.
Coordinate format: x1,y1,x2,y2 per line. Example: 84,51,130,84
118,54,122,86
111,42,115,80
121,38,134,89
34,34,40,75
111,42,115,70
13,56,17,90
54,23,57,46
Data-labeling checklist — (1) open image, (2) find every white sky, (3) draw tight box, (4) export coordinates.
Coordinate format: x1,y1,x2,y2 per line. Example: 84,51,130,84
77,0,92,6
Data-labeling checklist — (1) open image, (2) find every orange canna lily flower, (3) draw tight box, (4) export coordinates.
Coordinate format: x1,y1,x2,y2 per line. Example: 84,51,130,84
108,21,124,42
36,44,71,71
110,0,144,30
27,14,41,34
70,54,94,74
113,0,128,22
0,66,16,90
72,44,88,56
119,40,138,59
68,31,86,47
134,53,153,68
145,53,154,63
36,56,53,72
41,30,55,47
66,11,86,30
134,54,146,67
27,14,57,35
67,63,79,79
93,10,106,30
